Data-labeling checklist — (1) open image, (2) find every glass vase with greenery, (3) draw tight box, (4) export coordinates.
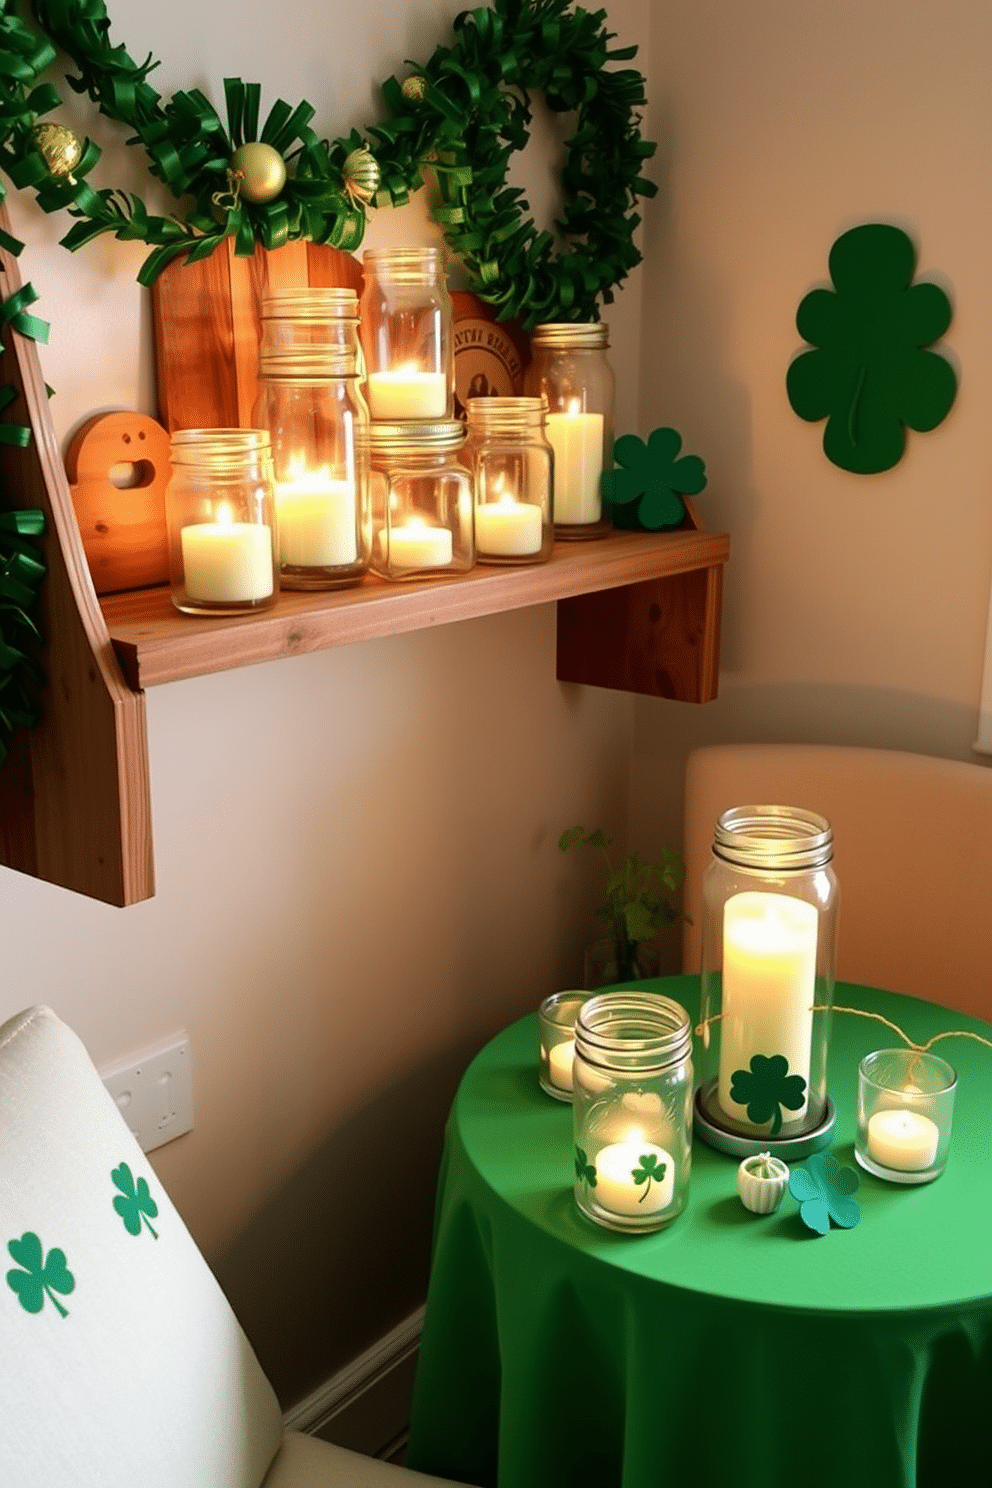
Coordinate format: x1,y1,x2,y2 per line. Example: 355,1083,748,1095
559,826,687,986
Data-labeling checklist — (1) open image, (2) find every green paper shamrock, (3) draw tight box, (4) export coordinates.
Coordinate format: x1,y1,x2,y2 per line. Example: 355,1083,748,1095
788,1152,861,1235
602,428,707,531
631,1151,667,1203
574,1146,597,1188
112,1162,159,1239
786,223,957,474
729,1054,807,1137
6,1232,75,1317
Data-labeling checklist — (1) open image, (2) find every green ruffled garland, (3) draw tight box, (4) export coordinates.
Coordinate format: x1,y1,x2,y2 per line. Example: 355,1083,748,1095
0,0,654,322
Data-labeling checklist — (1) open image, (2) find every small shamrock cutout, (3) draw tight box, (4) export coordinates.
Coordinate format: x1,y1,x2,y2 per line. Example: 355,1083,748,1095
729,1054,807,1137
631,1152,667,1203
6,1232,75,1317
574,1145,597,1188
112,1162,159,1239
787,223,957,474
602,427,707,531
789,1152,861,1235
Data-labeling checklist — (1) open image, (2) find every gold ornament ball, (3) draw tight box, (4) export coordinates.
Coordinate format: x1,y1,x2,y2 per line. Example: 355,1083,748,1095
229,142,287,205
33,122,83,180
400,74,428,104
342,148,381,206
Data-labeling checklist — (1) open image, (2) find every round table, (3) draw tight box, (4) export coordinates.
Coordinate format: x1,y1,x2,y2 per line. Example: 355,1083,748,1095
406,977,992,1488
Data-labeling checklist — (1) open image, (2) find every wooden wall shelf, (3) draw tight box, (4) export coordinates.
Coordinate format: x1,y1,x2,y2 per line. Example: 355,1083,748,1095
101,522,728,693
0,207,729,909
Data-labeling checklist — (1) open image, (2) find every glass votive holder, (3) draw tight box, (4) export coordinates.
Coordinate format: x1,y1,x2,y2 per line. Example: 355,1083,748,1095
359,245,454,421
855,1049,957,1184
366,421,474,580
538,991,588,1101
572,991,694,1234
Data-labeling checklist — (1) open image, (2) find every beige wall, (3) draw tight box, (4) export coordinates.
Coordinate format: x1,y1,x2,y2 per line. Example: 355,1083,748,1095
0,0,648,1406
630,0,992,939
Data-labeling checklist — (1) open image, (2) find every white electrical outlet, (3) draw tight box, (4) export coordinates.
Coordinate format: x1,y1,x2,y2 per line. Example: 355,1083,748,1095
101,1034,194,1153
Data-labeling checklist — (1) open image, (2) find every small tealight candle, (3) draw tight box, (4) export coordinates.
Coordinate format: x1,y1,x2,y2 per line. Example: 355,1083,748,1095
181,502,274,604
475,495,543,558
593,1133,675,1217
547,1039,575,1092
382,518,453,570
866,1108,940,1172
367,364,448,421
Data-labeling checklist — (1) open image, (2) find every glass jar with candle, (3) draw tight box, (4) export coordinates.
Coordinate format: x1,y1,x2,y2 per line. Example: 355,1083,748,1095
523,322,615,539
367,421,474,580
572,991,694,1233
165,429,277,616
856,1048,957,1184
359,246,454,422
464,397,554,565
256,288,371,591
538,990,589,1102
696,806,839,1156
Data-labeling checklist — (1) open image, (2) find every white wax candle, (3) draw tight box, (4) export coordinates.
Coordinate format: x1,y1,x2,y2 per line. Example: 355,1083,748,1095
383,519,453,569
276,473,357,568
594,1136,675,1217
546,404,604,524
367,368,447,420
547,1039,575,1092
181,514,273,603
718,891,818,1125
866,1108,940,1171
475,497,543,556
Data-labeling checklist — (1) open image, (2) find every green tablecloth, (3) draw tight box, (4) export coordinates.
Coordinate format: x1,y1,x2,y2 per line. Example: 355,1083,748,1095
406,978,992,1488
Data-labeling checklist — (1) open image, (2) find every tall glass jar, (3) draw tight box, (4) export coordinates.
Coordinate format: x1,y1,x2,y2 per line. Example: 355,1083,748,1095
573,991,693,1233
165,428,277,616
367,421,474,580
696,806,839,1154
360,246,454,421
256,288,371,591
523,322,615,538
464,396,554,565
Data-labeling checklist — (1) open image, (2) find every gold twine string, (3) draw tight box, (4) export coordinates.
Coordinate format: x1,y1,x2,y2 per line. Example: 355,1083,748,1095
694,1004,992,1084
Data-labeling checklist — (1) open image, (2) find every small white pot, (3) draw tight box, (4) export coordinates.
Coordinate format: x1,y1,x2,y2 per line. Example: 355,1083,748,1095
737,1152,790,1214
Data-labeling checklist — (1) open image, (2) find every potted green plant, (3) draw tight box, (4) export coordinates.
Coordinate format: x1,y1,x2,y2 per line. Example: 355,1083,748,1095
559,825,687,987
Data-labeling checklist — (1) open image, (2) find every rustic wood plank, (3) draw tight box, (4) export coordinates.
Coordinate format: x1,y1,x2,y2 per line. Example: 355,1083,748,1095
0,207,154,905
100,526,730,690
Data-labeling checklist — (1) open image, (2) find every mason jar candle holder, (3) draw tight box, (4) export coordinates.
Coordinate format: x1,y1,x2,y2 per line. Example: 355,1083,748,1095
538,991,588,1101
695,805,839,1158
257,287,371,591
166,429,277,616
367,421,473,580
523,321,614,539
572,991,693,1234
856,1048,957,1184
360,246,454,421
465,397,554,565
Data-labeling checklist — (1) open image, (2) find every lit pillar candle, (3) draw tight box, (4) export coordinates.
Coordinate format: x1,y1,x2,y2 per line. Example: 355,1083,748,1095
866,1108,940,1171
367,365,447,420
718,891,818,1124
180,504,274,603
383,518,453,569
547,1039,575,1092
475,495,543,557
546,401,604,524
594,1133,675,1216
276,470,358,568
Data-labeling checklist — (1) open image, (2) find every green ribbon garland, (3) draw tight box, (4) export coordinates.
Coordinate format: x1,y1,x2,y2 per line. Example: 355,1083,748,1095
0,506,46,764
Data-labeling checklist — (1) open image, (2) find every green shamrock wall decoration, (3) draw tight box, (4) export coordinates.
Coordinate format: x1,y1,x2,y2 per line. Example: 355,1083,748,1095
6,1231,75,1317
602,427,707,531
729,1054,807,1137
787,223,957,474
788,1152,861,1235
112,1162,159,1239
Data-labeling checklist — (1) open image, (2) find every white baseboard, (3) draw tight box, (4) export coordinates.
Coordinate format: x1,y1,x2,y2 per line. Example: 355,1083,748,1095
283,1306,425,1455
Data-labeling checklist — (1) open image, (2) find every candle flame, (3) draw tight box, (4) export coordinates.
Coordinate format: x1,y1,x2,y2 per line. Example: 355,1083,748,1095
567,397,582,417
215,500,235,527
